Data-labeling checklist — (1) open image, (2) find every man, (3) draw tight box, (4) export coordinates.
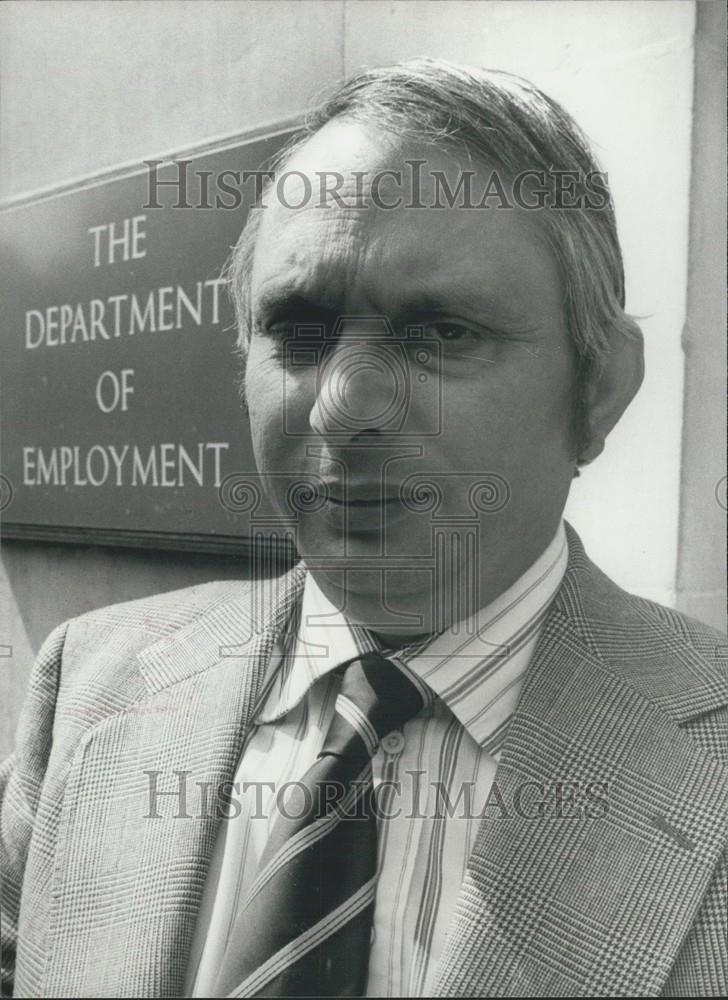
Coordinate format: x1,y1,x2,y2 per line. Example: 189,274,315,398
1,60,726,998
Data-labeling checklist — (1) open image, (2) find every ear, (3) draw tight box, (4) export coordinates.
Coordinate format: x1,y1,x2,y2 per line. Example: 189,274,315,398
578,327,645,466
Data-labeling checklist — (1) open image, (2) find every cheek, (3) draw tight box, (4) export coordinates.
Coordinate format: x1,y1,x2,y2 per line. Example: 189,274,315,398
244,349,288,463
245,346,321,479
442,353,576,465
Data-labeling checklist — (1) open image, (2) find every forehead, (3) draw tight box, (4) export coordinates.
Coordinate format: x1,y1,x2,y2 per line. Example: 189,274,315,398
251,118,562,317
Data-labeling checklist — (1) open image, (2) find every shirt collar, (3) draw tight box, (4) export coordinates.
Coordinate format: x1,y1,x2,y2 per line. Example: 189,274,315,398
254,570,381,723
255,521,569,747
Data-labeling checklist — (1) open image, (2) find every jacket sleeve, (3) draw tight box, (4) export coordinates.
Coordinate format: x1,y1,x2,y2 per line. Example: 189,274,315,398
0,621,69,998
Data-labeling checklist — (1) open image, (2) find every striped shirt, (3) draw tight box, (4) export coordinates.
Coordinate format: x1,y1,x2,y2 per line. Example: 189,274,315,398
185,521,568,998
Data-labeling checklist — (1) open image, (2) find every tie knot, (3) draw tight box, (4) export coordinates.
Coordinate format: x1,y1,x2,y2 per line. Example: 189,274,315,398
322,651,431,761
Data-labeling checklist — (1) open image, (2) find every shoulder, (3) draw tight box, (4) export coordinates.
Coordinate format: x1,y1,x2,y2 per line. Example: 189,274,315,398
70,561,305,635
565,527,726,659
561,523,727,751
72,577,257,637
56,562,306,689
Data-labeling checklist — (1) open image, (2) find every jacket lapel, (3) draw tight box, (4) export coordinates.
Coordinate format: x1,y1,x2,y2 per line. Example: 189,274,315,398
41,564,306,999
432,529,728,997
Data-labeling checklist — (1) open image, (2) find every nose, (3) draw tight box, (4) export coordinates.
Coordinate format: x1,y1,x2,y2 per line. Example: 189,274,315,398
308,323,410,442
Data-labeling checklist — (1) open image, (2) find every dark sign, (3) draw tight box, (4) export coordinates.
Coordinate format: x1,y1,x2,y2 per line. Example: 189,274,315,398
0,123,298,554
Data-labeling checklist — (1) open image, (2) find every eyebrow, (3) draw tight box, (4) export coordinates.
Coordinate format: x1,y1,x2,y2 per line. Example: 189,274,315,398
254,282,529,330
254,291,337,324
392,284,529,328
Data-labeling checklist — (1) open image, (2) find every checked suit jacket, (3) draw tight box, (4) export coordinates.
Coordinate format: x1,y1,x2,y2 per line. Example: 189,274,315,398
1,523,727,997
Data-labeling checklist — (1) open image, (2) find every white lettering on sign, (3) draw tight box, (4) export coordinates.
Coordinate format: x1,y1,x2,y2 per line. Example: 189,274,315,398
88,215,147,267
96,370,135,412
23,278,226,348
22,443,230,488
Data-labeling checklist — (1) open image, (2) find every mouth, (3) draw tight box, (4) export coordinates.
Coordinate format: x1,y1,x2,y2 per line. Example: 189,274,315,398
313,483,409,534
317,479,403,507
326,495,401,507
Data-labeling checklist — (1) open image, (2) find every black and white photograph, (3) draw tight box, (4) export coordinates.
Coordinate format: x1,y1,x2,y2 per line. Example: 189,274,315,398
1,1,726,996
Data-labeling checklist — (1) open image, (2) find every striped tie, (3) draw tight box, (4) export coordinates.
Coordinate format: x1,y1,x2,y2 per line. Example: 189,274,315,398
212,651,431,998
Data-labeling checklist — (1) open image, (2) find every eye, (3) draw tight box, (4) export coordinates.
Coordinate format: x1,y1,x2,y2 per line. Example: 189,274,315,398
424,321,480,342
261,321,330,350
264,321,294,337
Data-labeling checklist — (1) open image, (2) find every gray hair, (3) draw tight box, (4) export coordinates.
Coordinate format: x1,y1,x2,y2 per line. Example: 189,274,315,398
227,58,642,452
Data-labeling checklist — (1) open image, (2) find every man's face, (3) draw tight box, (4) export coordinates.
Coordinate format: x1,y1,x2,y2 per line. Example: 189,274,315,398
244,119,577,640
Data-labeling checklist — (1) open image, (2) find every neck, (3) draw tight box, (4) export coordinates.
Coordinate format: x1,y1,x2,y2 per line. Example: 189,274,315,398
368,627,440,649
321,520,564,644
